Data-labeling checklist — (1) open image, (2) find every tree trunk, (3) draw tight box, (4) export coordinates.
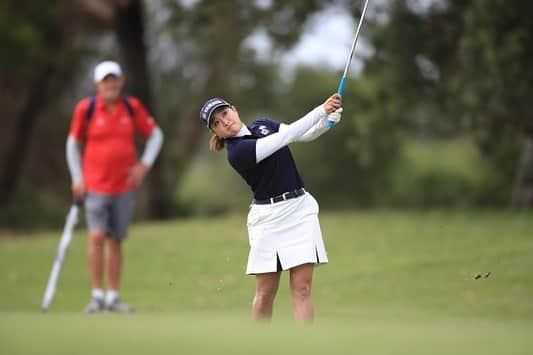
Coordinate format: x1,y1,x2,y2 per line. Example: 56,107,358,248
511,137,533,209
114,0,172,219
0,65,56,204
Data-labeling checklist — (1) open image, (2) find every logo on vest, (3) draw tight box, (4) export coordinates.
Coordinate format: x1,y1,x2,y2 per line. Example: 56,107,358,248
258,125,270,136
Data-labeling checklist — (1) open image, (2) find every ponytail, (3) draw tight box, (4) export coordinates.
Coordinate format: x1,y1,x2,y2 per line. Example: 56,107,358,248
209,133,225,152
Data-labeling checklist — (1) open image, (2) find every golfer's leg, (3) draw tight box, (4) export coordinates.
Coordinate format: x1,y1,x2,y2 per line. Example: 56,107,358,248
88,230,106,289
289,263,315,324
106,238,122,291
252,272,281,321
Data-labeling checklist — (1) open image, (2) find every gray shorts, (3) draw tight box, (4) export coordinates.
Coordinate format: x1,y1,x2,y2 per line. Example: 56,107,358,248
84,190,136,240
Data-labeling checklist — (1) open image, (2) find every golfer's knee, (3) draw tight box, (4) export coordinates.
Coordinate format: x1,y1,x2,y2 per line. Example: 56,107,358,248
291,283,312,301
254,289,277,306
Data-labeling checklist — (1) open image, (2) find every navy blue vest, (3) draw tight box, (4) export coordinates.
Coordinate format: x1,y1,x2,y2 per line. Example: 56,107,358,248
225,119,304,200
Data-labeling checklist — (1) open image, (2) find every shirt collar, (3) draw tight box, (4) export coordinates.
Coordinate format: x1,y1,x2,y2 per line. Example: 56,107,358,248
95,94,122,111
235,124,252,137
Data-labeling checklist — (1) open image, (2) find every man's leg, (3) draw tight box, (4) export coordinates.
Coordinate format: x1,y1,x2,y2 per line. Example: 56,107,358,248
88,230,106,289
252,271,281,321
289,263,315,324
105,190,135,312
84,192,111,313
104,237,132,311
85,229,106,313
106,238,122,292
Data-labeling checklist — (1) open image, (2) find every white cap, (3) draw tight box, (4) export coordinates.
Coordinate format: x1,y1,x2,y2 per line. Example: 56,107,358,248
93,61,123,83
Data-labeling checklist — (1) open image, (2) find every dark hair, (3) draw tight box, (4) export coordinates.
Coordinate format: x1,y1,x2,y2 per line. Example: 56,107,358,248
209,134,225,152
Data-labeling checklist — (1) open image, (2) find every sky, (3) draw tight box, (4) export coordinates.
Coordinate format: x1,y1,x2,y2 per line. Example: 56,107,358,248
243,5,373,76
283,6,366,72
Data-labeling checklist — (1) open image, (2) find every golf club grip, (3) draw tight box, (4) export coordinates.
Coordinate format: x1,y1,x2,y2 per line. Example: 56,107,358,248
328,76,348,128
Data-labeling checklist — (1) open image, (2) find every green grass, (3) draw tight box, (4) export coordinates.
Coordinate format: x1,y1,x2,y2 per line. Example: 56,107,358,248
386,138,502,207
1,211,533,354
403,138,483,177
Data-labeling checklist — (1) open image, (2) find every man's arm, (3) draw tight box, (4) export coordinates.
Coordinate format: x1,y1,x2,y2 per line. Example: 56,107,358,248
66,135,85,200
140,127,164,167
128,127,164,186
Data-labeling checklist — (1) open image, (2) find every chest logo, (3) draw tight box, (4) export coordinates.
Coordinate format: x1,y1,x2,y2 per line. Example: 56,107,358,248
258,125,270,136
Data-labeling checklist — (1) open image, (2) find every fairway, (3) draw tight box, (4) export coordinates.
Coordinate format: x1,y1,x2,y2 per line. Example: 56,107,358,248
1,211,532,354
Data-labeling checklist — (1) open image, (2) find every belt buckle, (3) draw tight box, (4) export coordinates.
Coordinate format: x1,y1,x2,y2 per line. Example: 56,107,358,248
282,192,290,201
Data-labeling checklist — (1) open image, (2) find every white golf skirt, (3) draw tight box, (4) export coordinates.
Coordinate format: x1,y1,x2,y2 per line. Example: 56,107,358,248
245,192,328,275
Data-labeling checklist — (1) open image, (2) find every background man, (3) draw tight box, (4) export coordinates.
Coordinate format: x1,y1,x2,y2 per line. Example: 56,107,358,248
66,60,164,313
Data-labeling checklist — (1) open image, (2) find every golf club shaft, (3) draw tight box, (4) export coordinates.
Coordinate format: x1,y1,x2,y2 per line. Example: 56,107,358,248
41,204,80,311
328,0,370,127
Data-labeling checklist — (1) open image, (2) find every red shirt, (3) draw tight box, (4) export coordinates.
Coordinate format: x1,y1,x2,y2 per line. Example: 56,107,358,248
69,95,156,194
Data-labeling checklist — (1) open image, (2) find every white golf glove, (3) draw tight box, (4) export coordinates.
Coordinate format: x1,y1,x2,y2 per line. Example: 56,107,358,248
327,107,343,126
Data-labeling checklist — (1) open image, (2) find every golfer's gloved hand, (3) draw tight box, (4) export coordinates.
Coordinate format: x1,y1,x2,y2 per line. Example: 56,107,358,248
327,108,343,126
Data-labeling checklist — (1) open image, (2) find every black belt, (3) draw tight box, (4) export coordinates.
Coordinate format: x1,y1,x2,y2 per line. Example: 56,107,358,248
253,188,306,205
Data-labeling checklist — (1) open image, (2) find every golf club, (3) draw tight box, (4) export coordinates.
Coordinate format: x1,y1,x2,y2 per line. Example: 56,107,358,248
41,201,81,312
328,0,370,128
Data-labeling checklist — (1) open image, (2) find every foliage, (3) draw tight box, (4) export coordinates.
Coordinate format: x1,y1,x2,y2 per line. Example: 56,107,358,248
457,0,533,185
384,138,505,207
361,0,533,205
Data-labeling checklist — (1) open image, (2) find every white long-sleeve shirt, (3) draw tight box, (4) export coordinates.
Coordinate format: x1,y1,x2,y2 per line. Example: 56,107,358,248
233,105,329,163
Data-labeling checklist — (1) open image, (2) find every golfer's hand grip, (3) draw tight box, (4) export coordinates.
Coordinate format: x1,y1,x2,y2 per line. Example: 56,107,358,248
328,77,347,128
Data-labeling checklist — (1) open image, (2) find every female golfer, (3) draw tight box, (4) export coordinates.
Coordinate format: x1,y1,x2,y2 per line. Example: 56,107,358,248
200,94,342,323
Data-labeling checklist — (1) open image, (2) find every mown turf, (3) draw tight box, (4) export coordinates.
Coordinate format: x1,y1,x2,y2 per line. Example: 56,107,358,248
1,211,532,354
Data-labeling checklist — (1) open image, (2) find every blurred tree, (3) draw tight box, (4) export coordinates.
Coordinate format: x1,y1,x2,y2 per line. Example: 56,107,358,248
0,1,81,206
457,0,533,208
362,0,470,137
363,0,533,207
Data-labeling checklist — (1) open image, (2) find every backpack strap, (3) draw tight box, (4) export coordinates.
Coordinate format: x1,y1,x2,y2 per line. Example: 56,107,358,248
86,96,96,121
121,95,135,118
